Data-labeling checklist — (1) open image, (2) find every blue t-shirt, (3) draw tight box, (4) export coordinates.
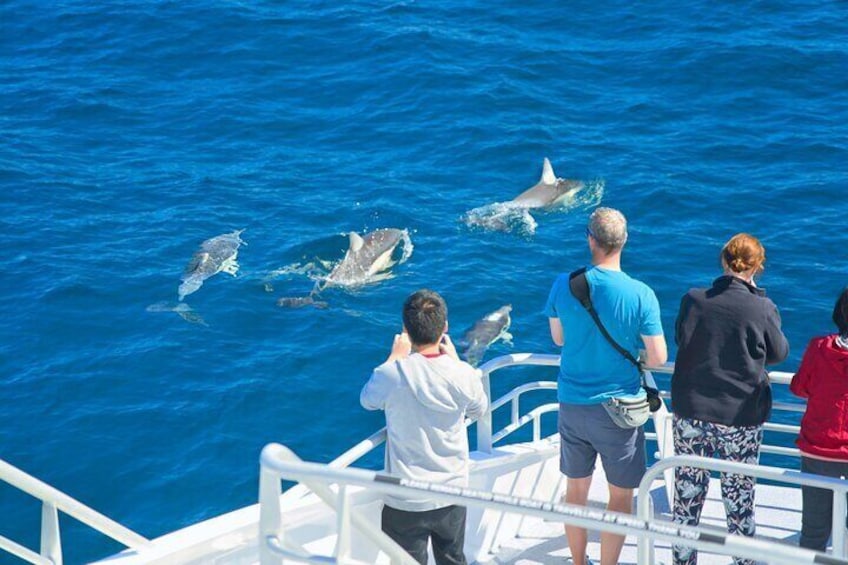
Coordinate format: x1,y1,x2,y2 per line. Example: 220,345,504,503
544,266,664,404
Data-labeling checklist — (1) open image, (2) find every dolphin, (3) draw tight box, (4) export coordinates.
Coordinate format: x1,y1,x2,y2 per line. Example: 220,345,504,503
277,295,329,309
462,159,582,234
510,158,583,209
457,305,513,367
146,301,208,326
178,229,246,301
322,228,408,289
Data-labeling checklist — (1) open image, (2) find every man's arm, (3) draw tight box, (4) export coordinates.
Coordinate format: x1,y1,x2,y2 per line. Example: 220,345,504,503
641,334,668,367
385,332,412,363
360,367,389,411
439,334,460,360
464,369,489,421
549,317,564,346
360,333,411,410
543,277,562,346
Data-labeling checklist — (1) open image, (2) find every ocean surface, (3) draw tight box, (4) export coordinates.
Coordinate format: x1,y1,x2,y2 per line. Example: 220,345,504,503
1,1,846,562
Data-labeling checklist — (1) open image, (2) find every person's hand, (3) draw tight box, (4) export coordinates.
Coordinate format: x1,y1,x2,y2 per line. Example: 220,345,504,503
387,332,412,362
439,334,459,360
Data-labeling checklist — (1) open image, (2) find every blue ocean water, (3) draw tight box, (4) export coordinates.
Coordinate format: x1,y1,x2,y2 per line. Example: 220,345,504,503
1,1,846,562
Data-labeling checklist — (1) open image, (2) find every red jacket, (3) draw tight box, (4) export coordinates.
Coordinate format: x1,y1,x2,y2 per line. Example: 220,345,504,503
790,335,848,460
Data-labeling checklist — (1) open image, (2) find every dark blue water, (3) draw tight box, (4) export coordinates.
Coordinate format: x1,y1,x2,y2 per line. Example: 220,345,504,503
2,1,846,562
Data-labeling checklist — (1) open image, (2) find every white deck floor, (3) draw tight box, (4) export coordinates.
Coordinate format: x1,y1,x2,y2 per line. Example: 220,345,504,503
491,464,803,565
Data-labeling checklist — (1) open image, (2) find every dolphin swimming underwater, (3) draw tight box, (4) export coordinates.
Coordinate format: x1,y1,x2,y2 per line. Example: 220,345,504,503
146,301,208,326
457,304,513,367
322,228,409,289
178,229,246,300
276,295,329,309
510,158,583,209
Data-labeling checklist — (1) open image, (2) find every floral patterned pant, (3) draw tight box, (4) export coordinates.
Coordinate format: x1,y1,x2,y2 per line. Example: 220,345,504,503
672,416,763,565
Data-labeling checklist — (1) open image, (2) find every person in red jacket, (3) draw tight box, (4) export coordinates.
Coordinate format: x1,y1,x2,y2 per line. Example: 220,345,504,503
790,287,848,551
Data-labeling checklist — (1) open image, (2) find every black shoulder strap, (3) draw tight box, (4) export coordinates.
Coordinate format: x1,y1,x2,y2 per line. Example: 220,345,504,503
568,268,641,370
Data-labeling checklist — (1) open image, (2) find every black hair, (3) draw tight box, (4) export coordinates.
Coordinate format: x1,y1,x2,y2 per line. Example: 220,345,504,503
833,287,848,337
402,289,447,346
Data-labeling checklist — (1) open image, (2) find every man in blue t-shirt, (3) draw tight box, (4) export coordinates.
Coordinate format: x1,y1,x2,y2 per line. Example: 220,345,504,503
544,207,667,565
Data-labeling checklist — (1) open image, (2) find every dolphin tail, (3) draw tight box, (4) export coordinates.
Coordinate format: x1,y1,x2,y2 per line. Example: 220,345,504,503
178,278,203,301
233,229,247,244
146,301,208,326
461,345,485,368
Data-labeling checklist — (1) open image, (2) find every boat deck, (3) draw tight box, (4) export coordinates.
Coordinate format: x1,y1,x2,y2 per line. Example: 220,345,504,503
7,357,834,565
493,462,802,564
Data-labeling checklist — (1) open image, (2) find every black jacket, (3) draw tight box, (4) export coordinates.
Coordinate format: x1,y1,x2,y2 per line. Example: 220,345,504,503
672,275,789,426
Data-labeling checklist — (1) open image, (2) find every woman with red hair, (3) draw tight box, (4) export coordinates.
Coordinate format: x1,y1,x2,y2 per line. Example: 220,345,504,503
671,233,790,565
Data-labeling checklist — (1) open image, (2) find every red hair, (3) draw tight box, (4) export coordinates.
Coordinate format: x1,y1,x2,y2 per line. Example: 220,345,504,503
721,233,765,274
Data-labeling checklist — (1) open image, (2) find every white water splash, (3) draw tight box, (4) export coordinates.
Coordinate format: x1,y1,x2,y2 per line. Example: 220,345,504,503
462,179,605,235
269,229,414,292
463,202,539,235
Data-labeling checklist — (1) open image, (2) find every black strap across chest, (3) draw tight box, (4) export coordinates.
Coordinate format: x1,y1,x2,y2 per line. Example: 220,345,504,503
568,267,641,370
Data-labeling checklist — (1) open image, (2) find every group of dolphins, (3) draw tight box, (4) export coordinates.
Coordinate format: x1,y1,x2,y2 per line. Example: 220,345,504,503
158,159,584,366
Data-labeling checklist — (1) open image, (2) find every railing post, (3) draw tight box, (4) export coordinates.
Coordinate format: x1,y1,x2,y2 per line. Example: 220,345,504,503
40,501,62,565
259,465,283,565
636,479,653,565
834,487,847,558
477,370,493,453
336,485,351,562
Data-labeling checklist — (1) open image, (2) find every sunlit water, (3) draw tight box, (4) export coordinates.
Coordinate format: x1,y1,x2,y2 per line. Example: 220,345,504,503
1,1,846,562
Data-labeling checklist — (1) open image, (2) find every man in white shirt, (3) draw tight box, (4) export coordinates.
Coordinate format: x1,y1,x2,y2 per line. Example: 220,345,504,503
361,289,488,565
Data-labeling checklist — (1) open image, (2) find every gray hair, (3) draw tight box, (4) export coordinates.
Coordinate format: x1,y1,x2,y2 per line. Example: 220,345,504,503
588,207,628,253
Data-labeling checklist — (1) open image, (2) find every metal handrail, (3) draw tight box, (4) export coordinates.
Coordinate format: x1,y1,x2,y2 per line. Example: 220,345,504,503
0,459,150,565
259,443,844,565
474,355,804,455
476,353,560,452
636,455,848,562
321,355,805,490
0,536,51,565
259,444,419,565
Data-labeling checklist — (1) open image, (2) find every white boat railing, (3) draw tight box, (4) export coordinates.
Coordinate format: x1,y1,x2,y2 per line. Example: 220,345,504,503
475,353,561,453
0,458,150,565
258,442,846,565
474,355,805,459
636,455,848,562
0,353,815,565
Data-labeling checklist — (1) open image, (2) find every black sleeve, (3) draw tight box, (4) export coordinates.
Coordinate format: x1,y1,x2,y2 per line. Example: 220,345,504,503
675,292,693,348
763,301,790,365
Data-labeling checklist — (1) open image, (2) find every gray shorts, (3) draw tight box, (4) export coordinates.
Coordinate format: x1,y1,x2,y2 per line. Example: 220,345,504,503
558,403,646,489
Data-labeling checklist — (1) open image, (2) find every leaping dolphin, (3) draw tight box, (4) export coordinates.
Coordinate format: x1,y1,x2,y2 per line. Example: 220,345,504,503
510,158,583,209
457,305,513,367
322,228,409,289
178,229,246,300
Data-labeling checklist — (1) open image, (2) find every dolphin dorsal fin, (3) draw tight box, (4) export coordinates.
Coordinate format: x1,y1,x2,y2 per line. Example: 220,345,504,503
348,232,365,252
541,157,556,184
